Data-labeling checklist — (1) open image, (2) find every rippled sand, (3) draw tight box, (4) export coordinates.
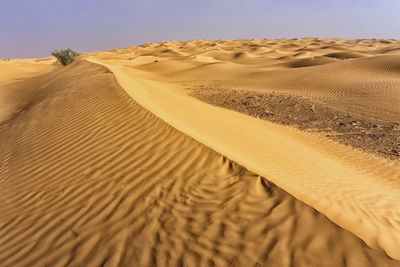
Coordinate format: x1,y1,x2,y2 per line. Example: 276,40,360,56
1,38,400,266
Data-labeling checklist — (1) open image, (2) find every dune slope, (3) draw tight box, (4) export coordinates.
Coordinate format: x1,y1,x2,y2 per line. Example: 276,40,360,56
1,61,398,266
91,52,400,261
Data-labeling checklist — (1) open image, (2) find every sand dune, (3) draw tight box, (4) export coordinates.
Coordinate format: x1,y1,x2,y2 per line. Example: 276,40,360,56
94,38,400,125
0,58,54,87
1,38,400,266
0,61,398,266
87,38,400,260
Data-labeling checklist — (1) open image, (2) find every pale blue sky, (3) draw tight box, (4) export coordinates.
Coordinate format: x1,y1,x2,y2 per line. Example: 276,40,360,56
1,0,399,58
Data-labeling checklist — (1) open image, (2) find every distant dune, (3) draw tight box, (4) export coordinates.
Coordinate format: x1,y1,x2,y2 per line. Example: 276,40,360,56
0,58,54,88
1,38,400,266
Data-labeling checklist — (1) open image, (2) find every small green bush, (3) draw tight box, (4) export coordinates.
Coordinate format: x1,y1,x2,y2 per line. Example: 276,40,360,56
51,48,79,66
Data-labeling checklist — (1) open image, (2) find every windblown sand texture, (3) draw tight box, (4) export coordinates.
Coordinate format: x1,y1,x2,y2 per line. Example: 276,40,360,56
1,38,400,266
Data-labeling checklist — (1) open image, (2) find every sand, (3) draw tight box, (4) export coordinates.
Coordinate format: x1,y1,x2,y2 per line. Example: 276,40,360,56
189,87,400,159
0,58,54,87
1,38,400,266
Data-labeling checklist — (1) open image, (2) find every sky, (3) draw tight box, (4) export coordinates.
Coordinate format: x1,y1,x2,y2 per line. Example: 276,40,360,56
1,0,400,58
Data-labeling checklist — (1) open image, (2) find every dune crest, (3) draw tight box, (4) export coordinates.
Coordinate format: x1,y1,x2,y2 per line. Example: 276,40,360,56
86,38,400,260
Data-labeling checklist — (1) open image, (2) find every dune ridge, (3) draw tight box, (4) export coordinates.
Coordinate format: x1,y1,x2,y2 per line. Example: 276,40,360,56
85,38,400,260
90,57,400,260
1,61,399,266
0,58,54,87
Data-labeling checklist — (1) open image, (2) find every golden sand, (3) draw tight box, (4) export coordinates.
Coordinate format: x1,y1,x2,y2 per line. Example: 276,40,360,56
1,38,400,266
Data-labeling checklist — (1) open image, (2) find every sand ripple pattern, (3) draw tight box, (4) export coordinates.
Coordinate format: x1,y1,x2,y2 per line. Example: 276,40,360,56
0,61,398,266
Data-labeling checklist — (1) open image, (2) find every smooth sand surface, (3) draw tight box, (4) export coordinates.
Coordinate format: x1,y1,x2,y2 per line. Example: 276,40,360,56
1,60,399,267
0,57,55,123
86,38,400,261
1,38,400,266
0,58,54,87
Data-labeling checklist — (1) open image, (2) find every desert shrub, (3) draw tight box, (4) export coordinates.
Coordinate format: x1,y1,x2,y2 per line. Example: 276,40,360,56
51,48,79,66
